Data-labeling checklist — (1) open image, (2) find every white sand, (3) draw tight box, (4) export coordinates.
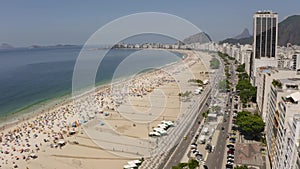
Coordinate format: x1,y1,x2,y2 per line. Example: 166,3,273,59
0,50,212,169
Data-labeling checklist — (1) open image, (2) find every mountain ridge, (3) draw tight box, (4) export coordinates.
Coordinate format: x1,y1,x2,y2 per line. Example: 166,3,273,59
0,43,15,50
233,28,251,40
183,32,212,44
220,15,300,46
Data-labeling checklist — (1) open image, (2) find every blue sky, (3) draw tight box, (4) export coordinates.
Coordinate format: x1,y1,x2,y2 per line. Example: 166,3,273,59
1,0,299,47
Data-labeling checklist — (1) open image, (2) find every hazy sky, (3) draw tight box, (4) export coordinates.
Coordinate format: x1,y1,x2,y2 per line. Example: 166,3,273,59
1,0,299,47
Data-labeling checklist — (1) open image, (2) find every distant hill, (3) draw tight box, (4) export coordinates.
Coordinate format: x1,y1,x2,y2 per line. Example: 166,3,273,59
220,37,252,45
0,43,14,50
233,28,251,39
28,44,79,49
278,15,300,46
221,15,300,46
183,32,212,44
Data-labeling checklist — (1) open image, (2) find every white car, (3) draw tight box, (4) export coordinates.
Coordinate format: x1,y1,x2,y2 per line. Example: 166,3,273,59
211,145,215,152
191,144,197,149
227,154,234,158
227,161,234,165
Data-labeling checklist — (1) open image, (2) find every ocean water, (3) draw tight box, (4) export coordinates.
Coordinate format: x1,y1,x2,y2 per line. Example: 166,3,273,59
0,47,183,120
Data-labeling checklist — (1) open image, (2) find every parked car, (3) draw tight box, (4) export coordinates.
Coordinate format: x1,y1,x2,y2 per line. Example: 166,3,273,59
195,153,203,161
227,161,234,165
205,144,212,150
226,164,233,169
227,157,234,161
211,145,215,152
227,159,234,163
193,150,200,155
227,150,234,155
227,154,234,158
229,138,236,143
191,144,197,149
231,126,237,131
229,147,235,151
227,144,234,149
191,149,197,153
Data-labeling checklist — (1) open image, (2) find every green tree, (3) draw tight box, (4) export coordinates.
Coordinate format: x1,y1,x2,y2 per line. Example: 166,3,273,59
212,105,221,112
218,79,227,91
236,64,246,72
202,110,209,118
236,111,265,139
236,78,256,103
172,163,187,169
188,159,199,169
172,160,198,169
238,72,249,80
188,79,203,85
236,79,252,90
210,58,220,69
272,79,282,88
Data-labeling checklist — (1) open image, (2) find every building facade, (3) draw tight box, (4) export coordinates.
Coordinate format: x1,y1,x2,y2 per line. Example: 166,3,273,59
266,78,300,169
250,11,278,85
256,68,299,121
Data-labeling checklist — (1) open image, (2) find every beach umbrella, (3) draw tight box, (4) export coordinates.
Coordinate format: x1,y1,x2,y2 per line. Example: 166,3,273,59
29,153,37,158
58,140,65,146
69,130,76,135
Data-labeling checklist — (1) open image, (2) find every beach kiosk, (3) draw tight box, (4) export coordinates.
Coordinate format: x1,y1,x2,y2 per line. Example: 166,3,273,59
207,113,218,122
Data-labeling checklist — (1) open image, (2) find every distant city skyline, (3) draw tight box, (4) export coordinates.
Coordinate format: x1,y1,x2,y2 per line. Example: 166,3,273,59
1,0,300,47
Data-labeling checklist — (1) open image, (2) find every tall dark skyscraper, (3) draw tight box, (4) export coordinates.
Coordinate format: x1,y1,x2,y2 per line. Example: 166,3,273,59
253,11,278,59
250,11,278,85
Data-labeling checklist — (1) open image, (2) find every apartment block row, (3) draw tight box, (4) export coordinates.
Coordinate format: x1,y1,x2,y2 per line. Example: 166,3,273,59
195,11,300,169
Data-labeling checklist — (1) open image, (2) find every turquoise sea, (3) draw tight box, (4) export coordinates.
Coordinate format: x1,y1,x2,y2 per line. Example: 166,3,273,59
0,46,183,123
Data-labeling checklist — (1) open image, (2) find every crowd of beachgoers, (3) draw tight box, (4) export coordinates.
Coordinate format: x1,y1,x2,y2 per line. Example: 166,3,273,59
0,50,201,168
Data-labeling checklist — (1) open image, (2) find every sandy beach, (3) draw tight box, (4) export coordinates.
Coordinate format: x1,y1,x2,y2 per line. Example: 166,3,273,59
0,49,212,169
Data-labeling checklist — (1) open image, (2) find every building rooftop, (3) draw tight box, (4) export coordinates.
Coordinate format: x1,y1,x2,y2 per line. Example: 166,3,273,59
285,91,300,103
280,78,300,85
257,66,278,74
255,10,277,15
293,114,300,122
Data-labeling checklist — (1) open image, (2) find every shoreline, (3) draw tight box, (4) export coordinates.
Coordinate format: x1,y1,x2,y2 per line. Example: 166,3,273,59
0,49,186,130
0,49,202,169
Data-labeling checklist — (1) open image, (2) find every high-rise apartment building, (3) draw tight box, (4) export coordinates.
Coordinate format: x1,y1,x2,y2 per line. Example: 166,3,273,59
266,78,300,169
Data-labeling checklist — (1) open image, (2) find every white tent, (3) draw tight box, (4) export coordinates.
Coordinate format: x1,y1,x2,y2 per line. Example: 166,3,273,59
123,164,133,169
133,160,141,164
127,162,137,168
158,123,168,129
153,128,167,135
162,120,174,127
149,131,161,137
